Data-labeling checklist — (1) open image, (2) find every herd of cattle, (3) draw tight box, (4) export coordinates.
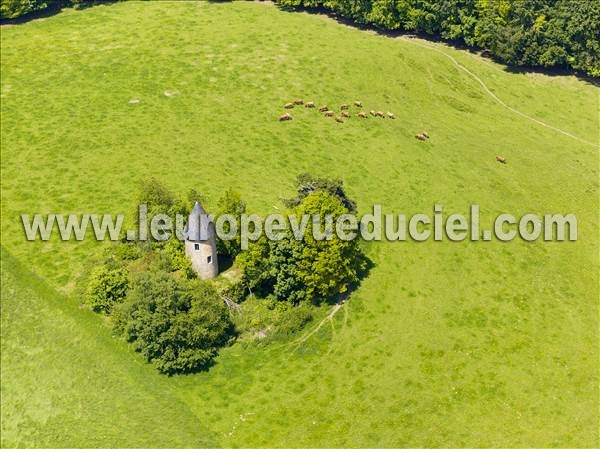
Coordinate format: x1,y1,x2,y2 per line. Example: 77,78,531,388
277,99,434,141
278,99,507,163
278,100,396,121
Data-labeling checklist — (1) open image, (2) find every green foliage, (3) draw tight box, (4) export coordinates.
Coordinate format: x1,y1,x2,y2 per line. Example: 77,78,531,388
241,191,367,304
113,271,233,375
86,264,129,314
275,0,600,77
154,238,195,278
221,279,248,304
215,188,246,257
284,173,357,213
0,0,129,20
109,241,144,261
0,0,47,19
136,177,174,214
233,296,314,343
292,190,366,300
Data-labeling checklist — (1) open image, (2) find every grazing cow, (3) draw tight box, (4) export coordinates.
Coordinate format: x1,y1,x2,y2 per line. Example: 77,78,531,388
341,111,350,118
293,99,304,105
387,112,395,119
279,113,293,121
324,110,335,117
422,131,429,138
376,111,385,118
319,105,328,112
335,116,344,123
369,110,377,116
496,155,507,164
354,101,363,107
358,111,368,118
415,133,427,141
305,101,315,108
284,102,294,109
341,104,349,110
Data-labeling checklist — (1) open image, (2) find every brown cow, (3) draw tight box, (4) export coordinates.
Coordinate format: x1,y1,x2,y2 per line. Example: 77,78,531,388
354,100,363,107
293,99,304,105
284,102,294,109
319,105,329,112
376,111,385,118
305,101,315,108
341,104,349,110
279,113,293,121
358,111,368,118
341,111,350,118
324,110,335,117
496,155,507,164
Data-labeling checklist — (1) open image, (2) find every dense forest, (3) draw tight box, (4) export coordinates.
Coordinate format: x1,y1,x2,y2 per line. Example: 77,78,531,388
276,0,599,78
1,0,599,77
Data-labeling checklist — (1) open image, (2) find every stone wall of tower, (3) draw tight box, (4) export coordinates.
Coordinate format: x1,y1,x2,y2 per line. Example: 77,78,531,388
185,238,218,279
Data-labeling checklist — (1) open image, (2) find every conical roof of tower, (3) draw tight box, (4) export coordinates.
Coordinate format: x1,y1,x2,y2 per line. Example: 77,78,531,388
191,201,207,216
184,201,215,241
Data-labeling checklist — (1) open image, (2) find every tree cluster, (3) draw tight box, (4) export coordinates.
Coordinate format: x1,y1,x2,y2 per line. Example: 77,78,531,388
85,179,234,375
275,0,600,78
240,189,368,305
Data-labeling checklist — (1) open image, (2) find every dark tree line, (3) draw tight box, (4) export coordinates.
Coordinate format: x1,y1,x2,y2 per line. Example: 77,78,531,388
1,0,75,19
275,0,599,78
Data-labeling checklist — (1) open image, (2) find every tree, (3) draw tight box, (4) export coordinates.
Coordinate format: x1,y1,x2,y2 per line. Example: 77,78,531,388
113,271,233,375
292,190,366,301
86,265,129,314
284,173,357,213
1,0,47,19
215,188,246,257
240,191,367,304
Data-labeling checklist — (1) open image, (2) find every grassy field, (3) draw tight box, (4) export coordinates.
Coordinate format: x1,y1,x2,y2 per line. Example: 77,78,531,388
1,2,598,447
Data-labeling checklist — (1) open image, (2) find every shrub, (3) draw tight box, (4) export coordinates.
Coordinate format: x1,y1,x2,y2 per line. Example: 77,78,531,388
86,265,129,314
215,188,246,257
232,296,314,343
156,238,194,278
113,271,233,375
1,0,47,19
284,173,357,213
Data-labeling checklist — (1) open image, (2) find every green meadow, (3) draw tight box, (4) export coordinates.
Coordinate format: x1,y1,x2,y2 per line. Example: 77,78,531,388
1,2,598,447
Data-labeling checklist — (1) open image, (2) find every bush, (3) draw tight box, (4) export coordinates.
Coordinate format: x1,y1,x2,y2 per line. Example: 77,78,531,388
113,271,233,375
215,188,246,258
86,265,129,314
156,238,194,278
1,0,47,19
284,173,357,213
233,296,314,343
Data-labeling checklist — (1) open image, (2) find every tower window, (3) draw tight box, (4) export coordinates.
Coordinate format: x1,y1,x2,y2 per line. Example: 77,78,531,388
194,243,200,251
207,255,212,264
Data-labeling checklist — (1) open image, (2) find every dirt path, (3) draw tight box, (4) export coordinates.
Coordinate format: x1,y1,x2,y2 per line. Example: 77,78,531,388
292,303,342,346
400,36,598,148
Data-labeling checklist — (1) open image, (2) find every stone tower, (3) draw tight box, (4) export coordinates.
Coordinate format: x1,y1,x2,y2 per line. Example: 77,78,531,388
184,201,218,279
